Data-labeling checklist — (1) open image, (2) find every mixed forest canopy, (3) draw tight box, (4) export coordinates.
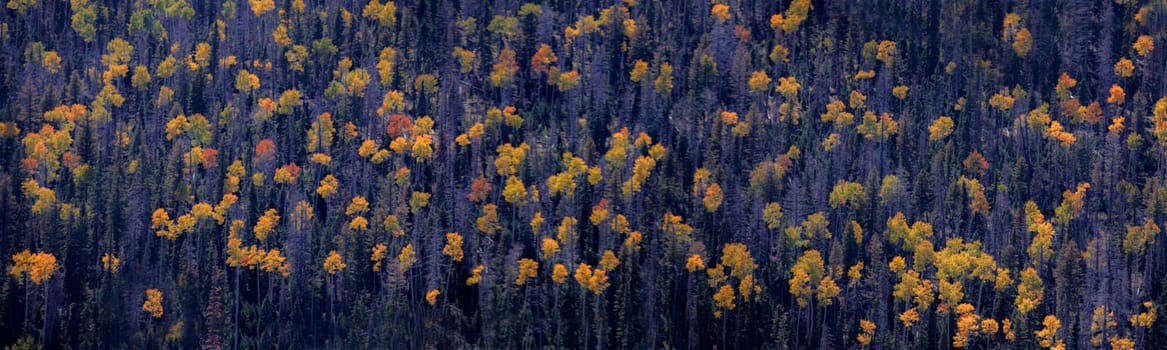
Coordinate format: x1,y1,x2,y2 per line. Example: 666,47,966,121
2,0,1167,348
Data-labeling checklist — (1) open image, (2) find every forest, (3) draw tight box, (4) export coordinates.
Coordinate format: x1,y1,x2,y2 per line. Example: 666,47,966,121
1,0,1166,348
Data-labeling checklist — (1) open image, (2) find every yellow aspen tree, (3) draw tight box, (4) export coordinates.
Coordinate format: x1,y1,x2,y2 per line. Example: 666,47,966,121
253,208,279,241
686,254,705,272
317,174,339,198
324,250,346,275
503,176,528,206
466,265,485,286
443,233,464,262
703,183,723,212
398,244,416,271
599,250,620,271
748,71,772,92
362,0,397,26
712,284,735,318
893,85,909,100
1114,58,1134,77
425,289,440,305
476,204,501,234
1035,315,1062,348
929,116,955,140
1015,267,1044,315
777,76,800,100
623,231,643,253
490,49,518,87
857,319,876,346
101,253,121,273
816,275,840,306
1133,35,1154,57
789,250,824,307
370,244,387,272
653,63,674,94
142,289,164,318
516,258,538,285
9,250,57,284
1130,301,1156,327
541,238,560,260
552,264,569,283
589,199,610,226
779,0,810,33
900,308,920,328
952,303,980,347
409,192,430,213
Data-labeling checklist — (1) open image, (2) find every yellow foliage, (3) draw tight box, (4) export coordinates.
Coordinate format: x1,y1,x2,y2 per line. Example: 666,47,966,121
1035,315,1061,348
490,49,519,87
1130,301,1156,327
750,42,782,67
599,250,620,271
573,262,610,294
777,76,800,100
552,264,569,283
1108,84,1126,105
710,4,730,23
370,243,387,272
502,176,528,206
362,0,397,26
377,47,397,86
1015,267,1044,315
622,231,643,253
1109,336,1135,350
9,250,57,284
900,308,919,328
142,288,164,318
477,204,501,235
790,250,824,307
443,232,464,262
816,275,840,306
426,289,440,305
1114,57,1134,77
893,85,909,100
847,262,864,287
253,208,279,241
101,253,121,273
747,71,771,92
348,216,369,231
1134,35,1154,57
876,40,897,66
324,250,347,275
541,237,560,260
1012,28,1033,56
346,196,369,216
653,62,673,94
446,46,475,74
713,284,736,315
952,303,980,347
630,60,650,83
857,319,876,345
249,0,275,16
988,89,1015,111
466,265,485,285
516,258,538,285
762,202,783,229
317,175,339,197
398,243,416,271
703,183,723,212
929,116,954,140
780,0,810,33
828,180,865,209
